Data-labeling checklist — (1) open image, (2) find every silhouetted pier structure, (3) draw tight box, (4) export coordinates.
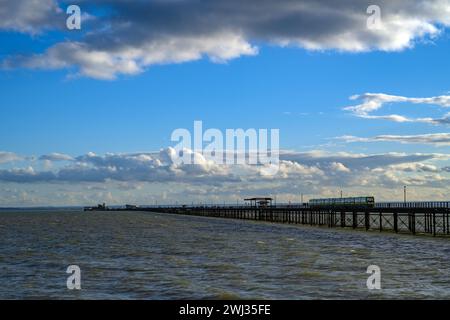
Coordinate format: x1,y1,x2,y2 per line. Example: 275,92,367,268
92,201,450,237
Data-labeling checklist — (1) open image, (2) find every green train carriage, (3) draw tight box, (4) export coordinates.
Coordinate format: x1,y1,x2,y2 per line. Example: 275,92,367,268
309,196,375,208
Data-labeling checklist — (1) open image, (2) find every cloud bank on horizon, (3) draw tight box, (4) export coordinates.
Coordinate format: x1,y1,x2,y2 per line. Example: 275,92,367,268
0,148,449,205
2,0,450,79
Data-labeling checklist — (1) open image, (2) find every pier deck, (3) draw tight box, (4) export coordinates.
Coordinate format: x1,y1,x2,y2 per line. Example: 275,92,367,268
101,202,450,237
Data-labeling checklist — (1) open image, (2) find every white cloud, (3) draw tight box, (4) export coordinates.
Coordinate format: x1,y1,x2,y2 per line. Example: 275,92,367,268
339,133,450,145
0,0,63,34
39,153,74,161
344,93,450,124
329,162,351,173
0,148,446,186
2,148,450,205
0,151,21,164
3,0,450,79
388,162,439,173
10,34,257,79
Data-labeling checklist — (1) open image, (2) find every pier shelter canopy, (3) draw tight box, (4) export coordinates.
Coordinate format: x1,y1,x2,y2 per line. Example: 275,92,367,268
244,197,273,208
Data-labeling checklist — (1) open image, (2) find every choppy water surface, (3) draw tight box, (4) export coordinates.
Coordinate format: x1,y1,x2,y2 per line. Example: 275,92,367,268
1,210,450,299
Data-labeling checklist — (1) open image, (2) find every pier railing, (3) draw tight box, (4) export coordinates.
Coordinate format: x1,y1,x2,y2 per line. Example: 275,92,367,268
114,201,450,210
374,201,450,209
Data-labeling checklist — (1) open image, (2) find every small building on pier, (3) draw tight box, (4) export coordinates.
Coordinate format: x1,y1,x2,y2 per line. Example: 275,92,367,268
245,197,273,208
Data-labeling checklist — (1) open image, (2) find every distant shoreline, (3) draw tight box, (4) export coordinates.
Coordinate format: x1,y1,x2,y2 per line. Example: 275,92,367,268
0,206,83,210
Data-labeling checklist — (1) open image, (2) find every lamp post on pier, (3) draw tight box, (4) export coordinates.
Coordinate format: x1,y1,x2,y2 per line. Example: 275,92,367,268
404,185,407,205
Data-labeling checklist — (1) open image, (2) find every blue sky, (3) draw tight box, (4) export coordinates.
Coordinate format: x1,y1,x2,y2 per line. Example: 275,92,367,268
2,41,450,155
1,0,450,206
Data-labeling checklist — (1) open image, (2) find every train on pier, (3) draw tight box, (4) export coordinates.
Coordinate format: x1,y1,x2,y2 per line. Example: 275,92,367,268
309,196,375,208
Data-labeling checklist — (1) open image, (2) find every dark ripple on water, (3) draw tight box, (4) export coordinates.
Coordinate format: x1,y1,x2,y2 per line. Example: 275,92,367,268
1,210,450,299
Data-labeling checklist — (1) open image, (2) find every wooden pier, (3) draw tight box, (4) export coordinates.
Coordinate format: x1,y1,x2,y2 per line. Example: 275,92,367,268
106,201,450,237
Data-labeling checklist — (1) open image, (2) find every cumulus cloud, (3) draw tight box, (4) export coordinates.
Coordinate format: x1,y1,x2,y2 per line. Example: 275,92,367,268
279,150,436,170
3,0,450,78
344,93,450,124
0,0,64,34
0,148,446,188
0,148,240,184
1,148,450,204
6,35,257,80
388,162,439,173
329,162,351,173
39,153,74,161
338,133,450,145
0,166,57,183
0,151,21,164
